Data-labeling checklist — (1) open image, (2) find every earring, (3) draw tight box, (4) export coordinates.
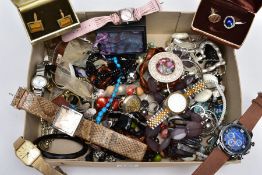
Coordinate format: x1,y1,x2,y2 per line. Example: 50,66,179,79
27,13,44,33
208,8,221,24
57,9,73,28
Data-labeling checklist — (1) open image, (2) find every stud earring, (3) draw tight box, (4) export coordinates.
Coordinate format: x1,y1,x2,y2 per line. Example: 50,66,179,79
57,9,73,28
208,8,221,24
27,13,44,33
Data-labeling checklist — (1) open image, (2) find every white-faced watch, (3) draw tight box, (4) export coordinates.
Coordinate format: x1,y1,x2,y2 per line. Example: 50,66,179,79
31,63,48,96
14,137,65,175
119,8,136,23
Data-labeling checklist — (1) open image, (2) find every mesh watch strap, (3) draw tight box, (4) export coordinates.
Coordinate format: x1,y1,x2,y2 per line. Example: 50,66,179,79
192,147,229,175
32,156,64,175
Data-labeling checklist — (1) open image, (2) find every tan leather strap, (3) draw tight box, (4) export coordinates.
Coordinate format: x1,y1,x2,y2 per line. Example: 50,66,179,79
32,156,64,175
239,93,262,132
12,88,147,161
192,147,229,175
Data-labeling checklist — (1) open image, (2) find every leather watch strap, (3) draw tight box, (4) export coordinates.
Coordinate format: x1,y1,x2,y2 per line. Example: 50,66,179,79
239,93,262,132
11,88,147,161
192,147,229,175
32,156,64,175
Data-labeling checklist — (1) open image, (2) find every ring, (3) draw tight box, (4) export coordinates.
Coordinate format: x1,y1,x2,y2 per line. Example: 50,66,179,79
224,16,245,29
208,8,221,23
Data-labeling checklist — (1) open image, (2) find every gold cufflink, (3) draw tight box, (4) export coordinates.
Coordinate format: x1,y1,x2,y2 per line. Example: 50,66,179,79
57,9,73,28
208,8,221,24
27,13,44,33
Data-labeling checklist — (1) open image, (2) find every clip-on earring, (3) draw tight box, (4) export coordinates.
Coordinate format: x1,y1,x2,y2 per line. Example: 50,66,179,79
57,9,73,28
27,13,44,33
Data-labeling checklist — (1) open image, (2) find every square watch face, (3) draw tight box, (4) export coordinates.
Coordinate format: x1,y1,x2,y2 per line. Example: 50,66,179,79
16,141,41,166
53,105,83,136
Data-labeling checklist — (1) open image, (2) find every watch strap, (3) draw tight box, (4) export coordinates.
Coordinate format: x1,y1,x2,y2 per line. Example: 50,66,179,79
11,87,59,123
134,0,161,21
13,137,25,150
239,93,262,132
62,14,120,42
192,147,229,175
32,156,65,175
11,88,147,161
36,64,46,76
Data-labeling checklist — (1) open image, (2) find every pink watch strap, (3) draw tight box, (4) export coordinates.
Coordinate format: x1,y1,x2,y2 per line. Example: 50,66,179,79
62,0,161,42
134,0,161,21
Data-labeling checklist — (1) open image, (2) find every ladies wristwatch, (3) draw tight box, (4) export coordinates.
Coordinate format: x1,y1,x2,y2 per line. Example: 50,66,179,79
62,0,161,42
14,137,66,175
192,93,262,175
31,63,48,97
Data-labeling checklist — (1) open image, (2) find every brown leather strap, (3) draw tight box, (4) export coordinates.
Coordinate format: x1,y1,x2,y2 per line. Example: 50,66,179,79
11,88,147,161
32,156,64,175
239,93,262,132
192,147,229,175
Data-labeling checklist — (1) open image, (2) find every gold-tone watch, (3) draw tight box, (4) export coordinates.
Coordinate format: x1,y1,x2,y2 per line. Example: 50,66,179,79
147,80,206,129
14,137,65,175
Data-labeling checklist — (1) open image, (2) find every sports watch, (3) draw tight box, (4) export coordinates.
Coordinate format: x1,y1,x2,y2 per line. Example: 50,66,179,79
192,93,262,175
14,137,65,175
31,63,48,96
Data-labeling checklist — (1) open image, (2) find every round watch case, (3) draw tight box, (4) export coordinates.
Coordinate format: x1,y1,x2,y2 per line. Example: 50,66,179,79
166,92,188,114
31,75,48,89
119,8,135,22
218,123,253,158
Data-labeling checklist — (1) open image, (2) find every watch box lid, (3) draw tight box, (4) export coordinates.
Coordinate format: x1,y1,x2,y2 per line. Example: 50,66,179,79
225,0,262,13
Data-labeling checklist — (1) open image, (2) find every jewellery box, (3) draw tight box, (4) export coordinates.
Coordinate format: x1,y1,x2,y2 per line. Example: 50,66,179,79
11,0,80,44
23,12,242,167
192,0,262,49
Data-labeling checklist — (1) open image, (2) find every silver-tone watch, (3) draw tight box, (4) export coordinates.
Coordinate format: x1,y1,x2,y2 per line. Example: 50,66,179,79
119,8,136,23
31,63,48,96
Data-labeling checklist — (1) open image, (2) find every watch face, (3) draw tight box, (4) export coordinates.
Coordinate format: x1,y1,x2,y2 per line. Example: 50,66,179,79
120,9,134,21
53,106,83,136
16,141,41,165
167,93,187,113
32,76,47,89
220,124,252,156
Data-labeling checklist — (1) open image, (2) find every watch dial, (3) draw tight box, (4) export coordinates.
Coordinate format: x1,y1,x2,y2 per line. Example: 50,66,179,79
222,124,251,154
32,76,47,89
16,141,41,165
167,93,187,113
120,9,133,21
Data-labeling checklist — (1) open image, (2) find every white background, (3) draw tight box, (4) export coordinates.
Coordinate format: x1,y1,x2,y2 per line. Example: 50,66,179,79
0,0,262,174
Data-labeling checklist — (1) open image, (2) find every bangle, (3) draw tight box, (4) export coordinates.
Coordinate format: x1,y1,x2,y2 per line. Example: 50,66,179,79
33,134,88,159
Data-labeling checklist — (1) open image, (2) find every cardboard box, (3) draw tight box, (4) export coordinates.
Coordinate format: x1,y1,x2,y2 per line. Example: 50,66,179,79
12,0,80,44
23,12,241,167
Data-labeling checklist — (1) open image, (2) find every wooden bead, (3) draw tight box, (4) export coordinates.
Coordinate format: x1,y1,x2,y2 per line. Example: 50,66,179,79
136,87,144,96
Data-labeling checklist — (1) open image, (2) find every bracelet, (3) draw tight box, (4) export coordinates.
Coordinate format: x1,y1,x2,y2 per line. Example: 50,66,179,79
33,134,88,159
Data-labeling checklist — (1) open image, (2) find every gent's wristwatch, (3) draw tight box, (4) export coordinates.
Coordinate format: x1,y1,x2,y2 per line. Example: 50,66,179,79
14,137,65,175
192,93,262,175
31,63,48,96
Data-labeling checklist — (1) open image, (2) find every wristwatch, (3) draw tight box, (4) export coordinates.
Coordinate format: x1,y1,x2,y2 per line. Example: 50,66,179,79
31,63,48,96
14,137,65,175
11,88,147,161
62,0,161,42
192,93,262,175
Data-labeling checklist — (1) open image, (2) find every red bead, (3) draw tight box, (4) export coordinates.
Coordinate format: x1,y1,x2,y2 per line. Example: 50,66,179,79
111,100,120,111
96,97,109,110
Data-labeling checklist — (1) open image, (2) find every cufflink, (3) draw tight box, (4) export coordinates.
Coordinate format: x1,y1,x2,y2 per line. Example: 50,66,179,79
57,9,73,28
27,13,44,33
208,8,221,24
